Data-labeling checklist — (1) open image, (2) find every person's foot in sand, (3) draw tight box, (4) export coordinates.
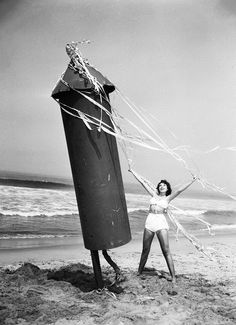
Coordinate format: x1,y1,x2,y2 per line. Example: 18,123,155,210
171,276,176,284
115,271,126,283
166,275,177,284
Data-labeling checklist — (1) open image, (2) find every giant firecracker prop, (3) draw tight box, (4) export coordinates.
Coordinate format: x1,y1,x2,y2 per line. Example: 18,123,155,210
51,43,131,287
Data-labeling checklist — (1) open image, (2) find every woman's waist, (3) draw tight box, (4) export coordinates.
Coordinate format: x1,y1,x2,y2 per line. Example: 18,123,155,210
148,210,167,214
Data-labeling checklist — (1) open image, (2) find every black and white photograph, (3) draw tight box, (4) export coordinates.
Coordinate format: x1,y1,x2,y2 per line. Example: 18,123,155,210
0,1,236,324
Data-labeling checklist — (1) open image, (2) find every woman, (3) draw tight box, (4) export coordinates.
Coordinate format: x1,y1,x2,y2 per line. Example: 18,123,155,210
129,168,197,282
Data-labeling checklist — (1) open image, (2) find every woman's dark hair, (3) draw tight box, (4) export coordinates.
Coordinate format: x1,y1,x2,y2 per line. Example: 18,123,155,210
156,179,172,196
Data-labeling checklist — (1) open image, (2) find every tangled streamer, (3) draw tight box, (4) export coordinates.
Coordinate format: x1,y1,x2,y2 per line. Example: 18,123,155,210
52,41,235,258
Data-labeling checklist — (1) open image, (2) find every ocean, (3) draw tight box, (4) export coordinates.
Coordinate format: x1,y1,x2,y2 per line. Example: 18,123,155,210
1,177,236,250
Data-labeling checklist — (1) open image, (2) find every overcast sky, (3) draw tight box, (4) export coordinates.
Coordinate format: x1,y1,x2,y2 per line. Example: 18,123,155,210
0,0,235,194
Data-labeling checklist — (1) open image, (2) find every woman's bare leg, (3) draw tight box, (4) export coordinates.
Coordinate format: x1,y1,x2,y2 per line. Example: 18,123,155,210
157,229,176,281
138,228,154,274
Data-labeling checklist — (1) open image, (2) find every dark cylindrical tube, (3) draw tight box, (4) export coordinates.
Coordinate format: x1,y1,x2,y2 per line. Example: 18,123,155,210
52,65,131,250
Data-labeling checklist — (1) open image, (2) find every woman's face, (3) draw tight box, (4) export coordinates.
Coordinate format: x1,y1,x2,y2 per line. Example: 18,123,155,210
158,182,168,194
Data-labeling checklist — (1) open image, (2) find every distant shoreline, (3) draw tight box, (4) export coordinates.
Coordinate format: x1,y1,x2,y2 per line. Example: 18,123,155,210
0,177,74,190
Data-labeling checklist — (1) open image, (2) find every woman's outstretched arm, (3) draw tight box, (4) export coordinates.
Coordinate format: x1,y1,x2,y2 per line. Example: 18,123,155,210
129,168,156,197
168,176,197,202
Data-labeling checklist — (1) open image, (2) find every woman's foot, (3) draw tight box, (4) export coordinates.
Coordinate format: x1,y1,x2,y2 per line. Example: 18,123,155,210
171,276,176,284
115,271,126,283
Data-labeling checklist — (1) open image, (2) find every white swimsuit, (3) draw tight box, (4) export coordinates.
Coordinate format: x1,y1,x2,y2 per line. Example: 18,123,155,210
145,196,169,232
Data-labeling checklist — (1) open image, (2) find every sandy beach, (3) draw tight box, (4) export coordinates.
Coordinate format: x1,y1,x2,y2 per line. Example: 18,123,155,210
0,232,236,325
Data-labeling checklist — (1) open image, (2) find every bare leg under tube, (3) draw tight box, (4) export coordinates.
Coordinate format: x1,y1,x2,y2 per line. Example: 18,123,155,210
138,228,155,274
102,250,125,282
156,229,176,281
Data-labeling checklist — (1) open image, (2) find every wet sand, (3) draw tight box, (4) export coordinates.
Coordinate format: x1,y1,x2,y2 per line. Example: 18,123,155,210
0,232,236,324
